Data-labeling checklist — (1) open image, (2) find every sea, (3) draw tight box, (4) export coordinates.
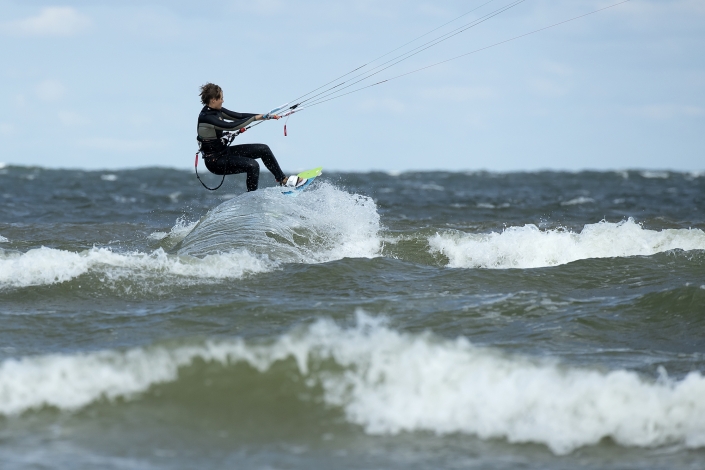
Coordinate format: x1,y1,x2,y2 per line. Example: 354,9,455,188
1,165,704,469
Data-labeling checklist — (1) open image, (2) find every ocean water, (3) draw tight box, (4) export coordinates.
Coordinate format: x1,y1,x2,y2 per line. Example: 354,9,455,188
1,165,704,469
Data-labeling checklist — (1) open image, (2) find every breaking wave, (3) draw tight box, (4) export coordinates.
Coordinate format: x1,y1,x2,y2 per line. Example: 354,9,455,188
429,218,705,269
0,246,273,289
1,314,704,455
0,184,381,289
177,183,381,262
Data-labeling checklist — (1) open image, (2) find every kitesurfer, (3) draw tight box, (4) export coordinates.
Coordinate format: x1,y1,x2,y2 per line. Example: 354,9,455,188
196,83,300,191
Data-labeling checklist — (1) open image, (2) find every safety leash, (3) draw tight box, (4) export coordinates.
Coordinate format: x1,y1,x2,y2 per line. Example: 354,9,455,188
193,127,248,191
280,105,301,137
194,152,225,191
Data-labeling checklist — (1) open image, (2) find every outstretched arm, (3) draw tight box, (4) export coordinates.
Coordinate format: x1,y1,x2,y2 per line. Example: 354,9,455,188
220,108,256,121
222,107,281,122
201,110,256,130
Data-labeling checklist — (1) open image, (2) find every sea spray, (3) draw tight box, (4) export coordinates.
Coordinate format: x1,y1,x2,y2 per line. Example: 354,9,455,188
177,183,381,261
148,216,199,243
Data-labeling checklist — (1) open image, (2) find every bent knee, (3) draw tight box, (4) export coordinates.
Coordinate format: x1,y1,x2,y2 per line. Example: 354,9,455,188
246,160,260,172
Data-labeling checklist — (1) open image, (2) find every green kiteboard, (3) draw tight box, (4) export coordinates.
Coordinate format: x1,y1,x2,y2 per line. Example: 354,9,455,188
281,167,322,195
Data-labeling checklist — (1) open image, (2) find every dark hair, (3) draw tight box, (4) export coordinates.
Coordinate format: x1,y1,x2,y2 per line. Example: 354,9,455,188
199,83,222,106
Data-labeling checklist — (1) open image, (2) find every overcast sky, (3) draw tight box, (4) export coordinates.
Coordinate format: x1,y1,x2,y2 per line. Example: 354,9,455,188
0,0,703,172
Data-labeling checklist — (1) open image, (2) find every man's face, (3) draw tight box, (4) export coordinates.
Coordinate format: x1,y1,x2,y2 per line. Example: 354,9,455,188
210,93,224,109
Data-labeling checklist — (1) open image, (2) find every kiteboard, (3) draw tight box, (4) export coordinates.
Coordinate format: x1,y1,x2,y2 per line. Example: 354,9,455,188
281,167,322,196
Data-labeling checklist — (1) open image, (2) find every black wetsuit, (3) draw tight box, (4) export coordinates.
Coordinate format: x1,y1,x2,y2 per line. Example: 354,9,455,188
197,106,286,191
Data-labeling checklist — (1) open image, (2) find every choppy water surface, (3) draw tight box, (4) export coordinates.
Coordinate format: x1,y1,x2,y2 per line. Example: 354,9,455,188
1,166,704,469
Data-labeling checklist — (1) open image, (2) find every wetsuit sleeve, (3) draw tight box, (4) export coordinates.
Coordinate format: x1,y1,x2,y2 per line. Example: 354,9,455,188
221,108,257,121
199,109,256,131
217,108,257,129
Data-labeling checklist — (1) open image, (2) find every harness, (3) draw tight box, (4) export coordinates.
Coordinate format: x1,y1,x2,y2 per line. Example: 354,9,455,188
194,130,241,191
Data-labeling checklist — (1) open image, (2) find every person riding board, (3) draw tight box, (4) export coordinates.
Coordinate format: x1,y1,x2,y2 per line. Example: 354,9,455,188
196,83,302,191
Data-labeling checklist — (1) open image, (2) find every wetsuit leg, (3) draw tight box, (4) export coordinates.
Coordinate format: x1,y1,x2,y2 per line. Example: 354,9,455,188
204,144,286,191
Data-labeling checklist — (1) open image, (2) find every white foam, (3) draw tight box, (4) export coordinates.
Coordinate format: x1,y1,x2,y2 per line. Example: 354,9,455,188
100,174,117,181
1,185,380,289
148,233,168,241
178,183,381,262
148,217,198,242
429,218,705,269
475,202,510,209
0,235,8,243
561,196,594,206
0,246,273,289
1,315,704,455
640,171,669,179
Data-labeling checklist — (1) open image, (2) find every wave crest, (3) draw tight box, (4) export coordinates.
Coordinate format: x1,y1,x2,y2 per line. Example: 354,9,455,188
2,314,704,454
0,184,382,289
0,246,273,289
177,183,381,262
429,218,705,269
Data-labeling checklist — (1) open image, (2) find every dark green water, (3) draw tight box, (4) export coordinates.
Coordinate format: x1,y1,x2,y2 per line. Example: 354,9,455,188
1,166,704,469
